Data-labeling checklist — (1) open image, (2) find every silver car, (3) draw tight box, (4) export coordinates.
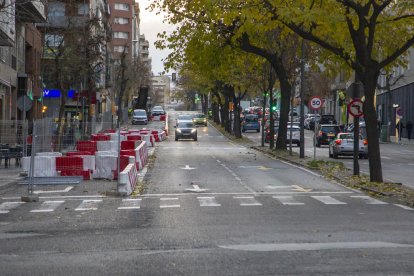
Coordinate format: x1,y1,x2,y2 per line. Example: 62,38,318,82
132,109,148,125
329,132,368,159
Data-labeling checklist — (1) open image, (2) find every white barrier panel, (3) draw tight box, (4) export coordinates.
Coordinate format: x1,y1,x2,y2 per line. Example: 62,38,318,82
118,163,139,196
97,140,119,152
22,156,58,177
92,154,118,179
108,133,126,141
81,155,95,171
36,152,63,157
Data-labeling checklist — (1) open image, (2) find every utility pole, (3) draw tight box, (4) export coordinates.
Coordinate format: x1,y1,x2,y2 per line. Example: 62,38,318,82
299,39,305,158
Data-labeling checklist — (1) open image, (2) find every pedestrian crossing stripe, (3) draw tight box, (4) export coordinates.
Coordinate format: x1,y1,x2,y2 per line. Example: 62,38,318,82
0,196,408,214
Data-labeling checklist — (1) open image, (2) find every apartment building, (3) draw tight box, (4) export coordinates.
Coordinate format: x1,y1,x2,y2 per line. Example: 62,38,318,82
108,0,133,62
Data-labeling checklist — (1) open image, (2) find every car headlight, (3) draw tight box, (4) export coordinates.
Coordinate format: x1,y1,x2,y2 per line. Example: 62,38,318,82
176,129,182,133
191,129,197,133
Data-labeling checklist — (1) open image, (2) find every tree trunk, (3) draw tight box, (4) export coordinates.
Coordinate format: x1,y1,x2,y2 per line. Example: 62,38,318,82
273,67,292,150
233,95,242,138
362,69,383,182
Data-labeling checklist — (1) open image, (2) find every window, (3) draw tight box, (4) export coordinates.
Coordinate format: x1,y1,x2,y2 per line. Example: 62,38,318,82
114,3,129,11
78,3,89,15
113,32,128,39
114,17,129,24
114,46,128,53
48,2,65,17
45,34,64,47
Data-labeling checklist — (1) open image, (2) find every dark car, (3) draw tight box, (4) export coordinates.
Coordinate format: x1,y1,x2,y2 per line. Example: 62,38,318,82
319,114,337,125
175,121,198,141
316,124,341,147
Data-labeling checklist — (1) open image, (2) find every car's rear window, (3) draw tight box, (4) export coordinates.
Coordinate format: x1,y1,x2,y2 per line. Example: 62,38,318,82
245,116,258,122
321,126,340,133
178,115,192,120
195,114,205,118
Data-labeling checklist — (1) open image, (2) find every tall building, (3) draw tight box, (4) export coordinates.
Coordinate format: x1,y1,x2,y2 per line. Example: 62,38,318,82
108,0,133,62
0,0,46,125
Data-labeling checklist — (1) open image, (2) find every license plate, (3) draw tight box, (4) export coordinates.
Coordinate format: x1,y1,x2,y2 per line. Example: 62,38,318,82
328,133,335,137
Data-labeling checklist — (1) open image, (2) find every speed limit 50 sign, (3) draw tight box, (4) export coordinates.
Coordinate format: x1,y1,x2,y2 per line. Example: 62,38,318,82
309,96,323,110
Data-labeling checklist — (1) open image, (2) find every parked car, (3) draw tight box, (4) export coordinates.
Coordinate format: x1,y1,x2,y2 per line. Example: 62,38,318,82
242,114,260,132
304,114,320,129
308,117,320,131
192,113,208,126
329,132,368,159
286,125,301,146
131,109,148,125
175,121,198,141
315,124,341,147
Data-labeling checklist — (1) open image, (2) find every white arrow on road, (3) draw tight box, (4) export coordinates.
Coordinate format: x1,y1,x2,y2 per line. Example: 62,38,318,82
33,186,73,194
291,185,312,193
185,184,208,193
181,165,196,170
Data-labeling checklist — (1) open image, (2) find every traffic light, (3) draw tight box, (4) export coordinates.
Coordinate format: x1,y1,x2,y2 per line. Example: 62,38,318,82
270,100,277,111
41,106,47,113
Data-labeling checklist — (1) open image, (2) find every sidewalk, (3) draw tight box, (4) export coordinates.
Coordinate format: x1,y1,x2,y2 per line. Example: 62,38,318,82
388,136,414,146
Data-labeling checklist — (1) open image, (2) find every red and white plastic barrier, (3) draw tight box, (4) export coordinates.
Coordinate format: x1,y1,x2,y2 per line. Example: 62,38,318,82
56,156,91,180
151,130,166,142
118,163,139,195
93,152,118,180
97,140,119,152
134,141,148,170
76,140,97,155
22,156,59,177
91,134,110,141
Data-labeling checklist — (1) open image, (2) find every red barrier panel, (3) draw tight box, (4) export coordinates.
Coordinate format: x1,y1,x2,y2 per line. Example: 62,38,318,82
76,140,97,155
126,134,142,141
91,134,110,141
121,140,136,150
66,151,93,156
56,156,83,171
113,155,133,179
160,115,166,121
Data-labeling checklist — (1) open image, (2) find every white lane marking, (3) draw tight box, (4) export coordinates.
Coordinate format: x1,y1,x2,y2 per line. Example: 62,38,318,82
266,185,292,189
234,196,262,206
219,163,257,195
273,196,304,205
118,198,142,210
160,197,180,208
137,191,354,197
197,197,221,207
30,201,64,213
381,156,391,160
217,160,221,163
0,202,25,214
311,196,347,205
33,186,73,194
350,196,388,205
181,165,196,170
219,242,414,252
394,204,414,211
2,195,107,200
75,199,102,211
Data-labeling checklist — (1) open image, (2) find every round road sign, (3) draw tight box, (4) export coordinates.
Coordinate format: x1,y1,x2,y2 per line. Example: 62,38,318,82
309,96,322,110
348,99,364,117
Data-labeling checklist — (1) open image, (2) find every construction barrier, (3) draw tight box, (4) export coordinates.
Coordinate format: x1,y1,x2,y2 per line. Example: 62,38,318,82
93,152,118,180
22,156,59,177
97,140,119,152
134,141,148,170
91,134,110,141
56,156,91,180
118,163,139,196
151,130,167,142
76,140,97,155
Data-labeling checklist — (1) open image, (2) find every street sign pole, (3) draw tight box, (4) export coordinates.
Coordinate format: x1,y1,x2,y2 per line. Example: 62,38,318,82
308,96,322,161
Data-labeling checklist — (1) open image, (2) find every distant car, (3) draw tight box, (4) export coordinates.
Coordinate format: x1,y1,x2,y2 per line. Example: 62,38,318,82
265,123,279,143
192,113,208,126
329,132,368,159
304,114,320,129
131,109,148,125
316,124,341,147
242,114,260,132
175,121,197,141
319,114,337,125
308,117,320,131
151,106,165,116
176,114,193,125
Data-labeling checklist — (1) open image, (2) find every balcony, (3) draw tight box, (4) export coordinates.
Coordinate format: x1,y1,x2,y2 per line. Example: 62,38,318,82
16,0,47,23
38,16,89,29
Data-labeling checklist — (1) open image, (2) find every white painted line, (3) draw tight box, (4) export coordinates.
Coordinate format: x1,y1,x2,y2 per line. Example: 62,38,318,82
394,204,414,211
235,177,241,181
160,197,180,208
30,200,64,213
311,196,347,205
118,198,142,210
381,156,391,160
33,186,73,194
137,191,355,197
234,196,262,206
350,196,388,205
273,196,304,205
75,199,102,211
197,197,221,207
0,202,24,214
2,195,107,201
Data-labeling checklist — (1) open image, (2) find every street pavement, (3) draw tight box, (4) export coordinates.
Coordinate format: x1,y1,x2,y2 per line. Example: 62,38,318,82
0,112,413,275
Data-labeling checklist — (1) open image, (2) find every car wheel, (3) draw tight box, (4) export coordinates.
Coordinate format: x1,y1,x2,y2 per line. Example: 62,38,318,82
242,129,245,133
329,148,333,158
256,129,260,132
333,151,338,159
194,137,197,141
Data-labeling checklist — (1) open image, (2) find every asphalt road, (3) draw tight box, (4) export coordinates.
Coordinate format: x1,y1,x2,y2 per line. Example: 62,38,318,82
244,126,414,187
0,111,413,275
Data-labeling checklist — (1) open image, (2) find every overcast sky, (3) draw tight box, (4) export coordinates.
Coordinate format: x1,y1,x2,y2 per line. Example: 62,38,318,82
139,1,175,76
